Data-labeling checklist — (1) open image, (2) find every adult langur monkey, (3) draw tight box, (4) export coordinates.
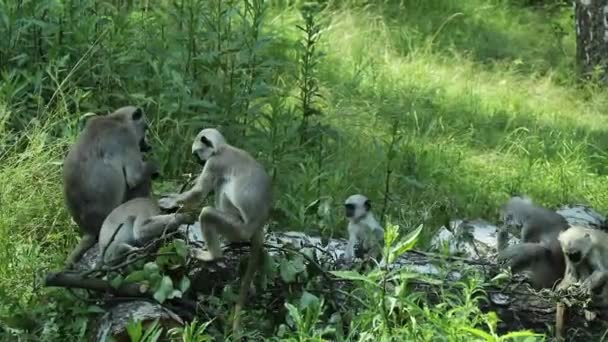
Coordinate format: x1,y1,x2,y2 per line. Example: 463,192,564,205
63,106,156,267
496,195,569,289
158,128,273,335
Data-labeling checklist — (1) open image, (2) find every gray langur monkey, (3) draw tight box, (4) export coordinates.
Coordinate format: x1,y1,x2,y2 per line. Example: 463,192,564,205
158,128,272,335
98,166,193,266
343,194,385,263
557,225,608,296
496,195,570,289
63,106,156,267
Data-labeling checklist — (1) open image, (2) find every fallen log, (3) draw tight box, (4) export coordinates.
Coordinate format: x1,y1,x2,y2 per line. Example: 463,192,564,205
43,203,608,341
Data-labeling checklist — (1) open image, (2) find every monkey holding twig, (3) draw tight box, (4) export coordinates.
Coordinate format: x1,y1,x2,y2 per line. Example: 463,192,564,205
343,194,384,263
496,195,569,289
557,225,608,300
63,106,157,267
158,128,272,335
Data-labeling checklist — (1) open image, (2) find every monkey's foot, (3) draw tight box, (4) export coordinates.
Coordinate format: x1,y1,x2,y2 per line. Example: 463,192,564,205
191,248,216,262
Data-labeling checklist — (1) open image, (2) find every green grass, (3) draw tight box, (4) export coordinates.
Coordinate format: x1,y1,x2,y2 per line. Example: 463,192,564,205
1,0,607,340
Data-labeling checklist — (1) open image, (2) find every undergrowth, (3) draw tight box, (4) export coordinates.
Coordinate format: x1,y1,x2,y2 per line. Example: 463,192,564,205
0,0,605,340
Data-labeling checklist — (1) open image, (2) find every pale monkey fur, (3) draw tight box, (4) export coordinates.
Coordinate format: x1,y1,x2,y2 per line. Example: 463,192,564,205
158,128,272,334
98,166,193,266
343,194,385,262
557,225,608,302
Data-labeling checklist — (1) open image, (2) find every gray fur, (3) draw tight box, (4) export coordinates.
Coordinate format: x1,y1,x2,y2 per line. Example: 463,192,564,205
158,128,272,334
497,196,569,289
63,106,155,267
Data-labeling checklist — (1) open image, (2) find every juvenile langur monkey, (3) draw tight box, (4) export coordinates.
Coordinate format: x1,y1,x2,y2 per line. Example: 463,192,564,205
158,128,272,334
496,195,570,289
557,225,608,293
98,166,193,266
343,194,385,263
63,106,155,267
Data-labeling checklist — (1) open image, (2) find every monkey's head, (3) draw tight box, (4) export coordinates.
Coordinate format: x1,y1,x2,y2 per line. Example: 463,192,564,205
191,128,227,166
558,227,592,264
499,195,534,227
344,194,371,222
111,106,151,152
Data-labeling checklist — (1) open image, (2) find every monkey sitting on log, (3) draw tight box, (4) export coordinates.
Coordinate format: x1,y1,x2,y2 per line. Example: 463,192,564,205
496,195,570,289
158,128,273,335
557,225,608,304
63,106,157,267
343,194,384,263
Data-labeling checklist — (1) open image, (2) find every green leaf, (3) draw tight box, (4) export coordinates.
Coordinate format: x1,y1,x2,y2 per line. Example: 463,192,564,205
459,326,495,341
279,259,298,283
144,262,160,276
109,274,124,289
329,270,381,288
125,320,143,342
124,270,146,283
178,276,191,293
168,289,182,299
86,305,106,314
173,239,188,258
298,291,319,311
389,224,423,263
153,276,174,304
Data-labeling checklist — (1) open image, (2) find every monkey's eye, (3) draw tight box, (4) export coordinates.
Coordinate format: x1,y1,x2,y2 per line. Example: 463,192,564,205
567,251,582,263
200,136,213,147
132,108,143,121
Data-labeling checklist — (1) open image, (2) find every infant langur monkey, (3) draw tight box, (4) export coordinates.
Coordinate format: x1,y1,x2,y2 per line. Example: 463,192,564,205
158,128,273,335
557,226,608,302
98,164,193,266
496,195,569,289
343,194,385,263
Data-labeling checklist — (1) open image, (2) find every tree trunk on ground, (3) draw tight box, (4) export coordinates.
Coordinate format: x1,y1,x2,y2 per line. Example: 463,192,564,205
574,0,608,82
43,204,608,341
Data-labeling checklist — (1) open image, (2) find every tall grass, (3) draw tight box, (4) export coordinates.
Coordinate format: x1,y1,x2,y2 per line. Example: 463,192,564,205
1,0,607,339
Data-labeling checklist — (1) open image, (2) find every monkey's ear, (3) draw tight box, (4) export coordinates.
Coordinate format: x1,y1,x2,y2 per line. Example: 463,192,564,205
132,108,143,121
201,135,213,148
364,200,371,211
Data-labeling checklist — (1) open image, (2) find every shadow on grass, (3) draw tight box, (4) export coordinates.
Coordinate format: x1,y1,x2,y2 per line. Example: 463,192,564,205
354,0,574,75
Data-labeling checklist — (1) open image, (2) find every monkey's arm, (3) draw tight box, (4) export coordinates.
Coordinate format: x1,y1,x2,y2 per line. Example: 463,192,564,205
497,243,553,272
584,270,608,295
122,148,147,190
159,164,217,210
344,225,358,262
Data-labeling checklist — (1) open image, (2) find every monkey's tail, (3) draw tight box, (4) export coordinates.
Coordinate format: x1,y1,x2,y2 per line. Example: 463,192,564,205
232,230,264,336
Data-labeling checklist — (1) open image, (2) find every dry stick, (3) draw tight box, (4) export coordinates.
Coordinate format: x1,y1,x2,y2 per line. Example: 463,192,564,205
556,302,566,342
44,272,197,314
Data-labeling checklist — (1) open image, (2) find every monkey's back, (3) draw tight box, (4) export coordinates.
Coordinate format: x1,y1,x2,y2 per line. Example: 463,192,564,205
221,146,272,225
98,197,159,249
63,116,132,233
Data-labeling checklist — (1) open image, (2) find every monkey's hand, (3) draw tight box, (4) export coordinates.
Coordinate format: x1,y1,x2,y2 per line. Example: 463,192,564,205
158,194,181,210
583,270,608,295
497,244,540,271
191,248,215,262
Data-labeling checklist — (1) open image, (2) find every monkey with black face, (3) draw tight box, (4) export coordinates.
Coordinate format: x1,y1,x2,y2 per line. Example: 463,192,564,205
557,225,608,291
63,106,156,267
343,194,384,263
496,195,569,289
158,128,272,334
98,165,193,266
